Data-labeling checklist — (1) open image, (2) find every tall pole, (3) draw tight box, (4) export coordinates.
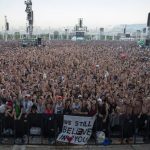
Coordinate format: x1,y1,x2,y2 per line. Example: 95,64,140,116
105,35,107,41
49,27,51,41
13,32,15,40
65,28,69,40
99,29,101,40
113,34,115,40
67,29,69,40
2,26,5,40
5,16,8,42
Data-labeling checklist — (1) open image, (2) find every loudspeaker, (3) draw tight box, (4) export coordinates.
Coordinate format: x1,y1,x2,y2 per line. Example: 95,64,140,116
124,28,126,34
6,22,9,31
145,39,150,46
126,34,130,38
143,28,146,33
76,32,84,38
22,44,27,47
37,38,42,45
79,19,83,28
100,28,104,32
147,12,150,27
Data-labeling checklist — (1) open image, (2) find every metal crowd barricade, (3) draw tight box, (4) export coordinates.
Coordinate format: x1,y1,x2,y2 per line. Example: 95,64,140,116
42,114,57,144
27,114,43,144
108,114,123,144
145,116,150,143
0,113,3,143
0,113,149,145
134,115,150,144
0,114,15,144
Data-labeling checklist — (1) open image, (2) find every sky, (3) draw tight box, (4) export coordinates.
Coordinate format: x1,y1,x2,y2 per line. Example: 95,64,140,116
0,0,150,30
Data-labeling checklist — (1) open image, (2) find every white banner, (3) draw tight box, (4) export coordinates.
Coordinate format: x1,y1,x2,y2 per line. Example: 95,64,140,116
57,115,96,145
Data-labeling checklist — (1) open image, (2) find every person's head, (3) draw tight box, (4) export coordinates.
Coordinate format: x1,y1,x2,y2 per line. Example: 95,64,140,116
12,96,17,101
24,94,31,101
74,99,80,105
143,97,150,105
97,98,103,105
78,95,82,100
31,104,37,113
84,92,89,99
83,84,87,89
65,99,71,106
37,98,42,104
46,102,53,109
32,94,37,101
56,96,63,104
6,100,13,109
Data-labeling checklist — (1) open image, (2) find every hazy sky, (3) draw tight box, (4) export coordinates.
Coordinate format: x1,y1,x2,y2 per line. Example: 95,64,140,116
0,0,150,29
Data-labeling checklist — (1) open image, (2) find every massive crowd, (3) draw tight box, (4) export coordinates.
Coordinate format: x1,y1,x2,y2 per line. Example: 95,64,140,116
0,40,150,143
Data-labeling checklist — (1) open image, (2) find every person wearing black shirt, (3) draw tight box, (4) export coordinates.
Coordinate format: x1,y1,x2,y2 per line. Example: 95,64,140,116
97,97,109,137
63,99,72,115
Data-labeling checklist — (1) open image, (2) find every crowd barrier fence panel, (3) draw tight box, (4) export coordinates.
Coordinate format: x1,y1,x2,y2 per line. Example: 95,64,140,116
0,113,149,145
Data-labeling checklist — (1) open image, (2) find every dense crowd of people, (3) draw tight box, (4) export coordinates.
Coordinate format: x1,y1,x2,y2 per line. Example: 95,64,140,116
0,40,150,144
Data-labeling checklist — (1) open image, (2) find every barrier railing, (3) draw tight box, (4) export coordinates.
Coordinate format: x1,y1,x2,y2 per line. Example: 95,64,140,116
0,113,149,145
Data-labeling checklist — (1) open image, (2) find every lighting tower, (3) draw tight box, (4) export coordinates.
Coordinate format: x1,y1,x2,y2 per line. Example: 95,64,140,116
25,0,33,38
4,16,9,42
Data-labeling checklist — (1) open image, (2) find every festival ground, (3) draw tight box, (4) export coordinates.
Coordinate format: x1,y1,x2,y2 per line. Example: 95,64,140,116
0,144,150,150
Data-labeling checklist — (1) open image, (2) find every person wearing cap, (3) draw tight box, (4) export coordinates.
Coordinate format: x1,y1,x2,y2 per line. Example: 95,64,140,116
5,100,14,117
54,96,64,115
4,100,14,136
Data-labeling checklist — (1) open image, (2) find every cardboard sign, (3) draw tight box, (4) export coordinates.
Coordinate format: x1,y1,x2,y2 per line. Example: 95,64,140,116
57,115,96,145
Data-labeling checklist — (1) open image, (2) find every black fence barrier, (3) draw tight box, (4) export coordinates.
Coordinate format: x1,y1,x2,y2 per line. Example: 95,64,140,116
0,113,150,145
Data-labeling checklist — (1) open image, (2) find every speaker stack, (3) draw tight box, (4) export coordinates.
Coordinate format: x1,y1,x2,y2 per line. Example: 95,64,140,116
146,12,150,46
37,38,42,45
147,12,150,27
